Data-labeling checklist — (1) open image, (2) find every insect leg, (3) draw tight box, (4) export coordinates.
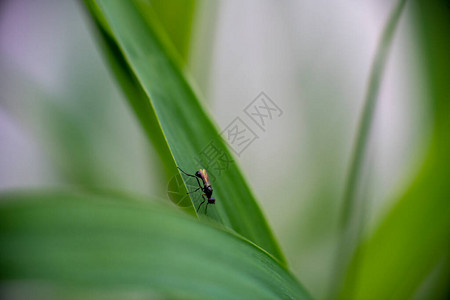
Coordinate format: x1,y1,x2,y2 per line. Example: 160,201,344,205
194,177,203,189
186,186,201,194
197,197,206,213
177,167,196,178
177,167,204,190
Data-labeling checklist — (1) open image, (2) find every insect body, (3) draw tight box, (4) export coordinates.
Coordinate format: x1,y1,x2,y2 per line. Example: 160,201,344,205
177,167,216,214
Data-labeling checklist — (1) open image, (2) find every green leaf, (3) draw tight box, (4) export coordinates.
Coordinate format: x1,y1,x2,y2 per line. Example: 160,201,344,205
82,0,285,263
338,1,450,299
331,0,407,293
0,192,310,300
147,0,198,65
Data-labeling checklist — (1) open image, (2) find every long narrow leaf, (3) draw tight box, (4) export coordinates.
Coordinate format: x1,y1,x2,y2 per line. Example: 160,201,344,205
148,0,197,65
83,0,285,263
338,1,450,298
331,0,407,293
0,192,309,299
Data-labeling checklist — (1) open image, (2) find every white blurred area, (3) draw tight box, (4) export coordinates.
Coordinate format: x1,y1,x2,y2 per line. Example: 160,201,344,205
0,0,429,299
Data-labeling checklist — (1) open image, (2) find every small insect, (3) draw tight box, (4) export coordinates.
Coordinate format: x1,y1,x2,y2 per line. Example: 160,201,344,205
177,167,216,214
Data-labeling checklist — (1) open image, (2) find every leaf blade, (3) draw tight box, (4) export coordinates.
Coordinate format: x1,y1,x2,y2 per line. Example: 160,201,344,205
84,0,285,263
0,192,310,299
338,1,450,298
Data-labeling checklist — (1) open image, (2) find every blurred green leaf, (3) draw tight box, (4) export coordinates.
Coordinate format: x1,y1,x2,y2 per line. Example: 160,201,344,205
0,192,310,300
338,1,450,299
147,0,197,65
83,0,285,263
331,0,407,294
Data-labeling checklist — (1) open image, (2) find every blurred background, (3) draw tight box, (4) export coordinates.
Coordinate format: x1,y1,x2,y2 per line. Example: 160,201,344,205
0,0,439,299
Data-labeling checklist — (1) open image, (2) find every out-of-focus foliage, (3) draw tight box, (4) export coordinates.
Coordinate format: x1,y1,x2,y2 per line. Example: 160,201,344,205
0,0,449,299
332,0,407,293
0,192,310,299
338,1,450,299
148,0,197,65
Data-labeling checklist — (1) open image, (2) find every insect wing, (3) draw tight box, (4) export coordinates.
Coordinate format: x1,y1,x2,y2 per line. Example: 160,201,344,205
199,169,211,186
